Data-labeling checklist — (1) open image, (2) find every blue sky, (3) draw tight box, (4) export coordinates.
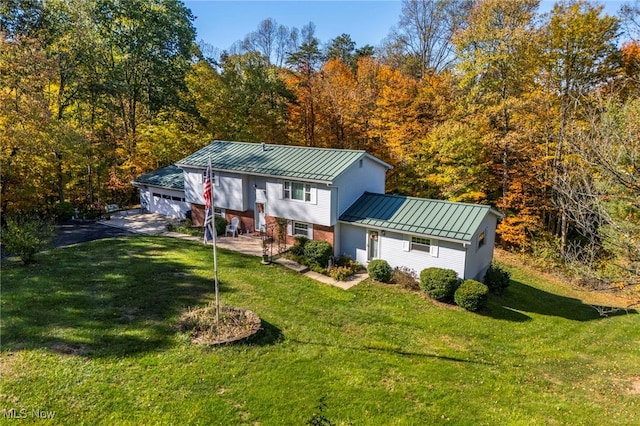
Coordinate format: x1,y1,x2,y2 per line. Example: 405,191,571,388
184,0,628,52
184,1,404,50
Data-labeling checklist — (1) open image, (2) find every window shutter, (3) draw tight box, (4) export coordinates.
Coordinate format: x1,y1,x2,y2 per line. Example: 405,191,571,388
213,172,220,187
308,224,314,239
311,185,317,204
430,240,439,257
287,221,292,236
402,240,410,252
278,180,284,200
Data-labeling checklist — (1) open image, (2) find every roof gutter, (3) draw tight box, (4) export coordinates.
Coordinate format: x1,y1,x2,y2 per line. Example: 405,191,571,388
337,220,473,245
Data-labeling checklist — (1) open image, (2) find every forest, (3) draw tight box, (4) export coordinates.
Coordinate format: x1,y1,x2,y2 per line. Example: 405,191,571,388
1,0,639,290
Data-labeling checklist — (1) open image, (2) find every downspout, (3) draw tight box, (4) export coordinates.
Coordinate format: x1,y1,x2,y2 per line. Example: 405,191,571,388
332,184,340,257
462,242,469,280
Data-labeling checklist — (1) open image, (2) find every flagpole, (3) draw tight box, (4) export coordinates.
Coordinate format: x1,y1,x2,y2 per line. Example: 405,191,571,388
209,156,220,325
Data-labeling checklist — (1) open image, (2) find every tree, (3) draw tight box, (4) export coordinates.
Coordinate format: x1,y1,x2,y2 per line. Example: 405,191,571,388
558,96,640,290
190,53,292,144
453,0,547,249
286,26,323,146
381,0,472,77
540,0,621,252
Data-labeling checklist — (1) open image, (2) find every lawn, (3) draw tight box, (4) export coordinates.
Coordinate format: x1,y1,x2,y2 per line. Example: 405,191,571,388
1,236,638,425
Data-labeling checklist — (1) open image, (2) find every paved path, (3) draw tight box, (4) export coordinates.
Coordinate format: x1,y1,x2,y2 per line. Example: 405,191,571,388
98,210,367,290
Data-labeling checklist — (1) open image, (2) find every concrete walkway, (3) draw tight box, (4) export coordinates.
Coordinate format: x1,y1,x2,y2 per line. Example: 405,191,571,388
99,210,368,290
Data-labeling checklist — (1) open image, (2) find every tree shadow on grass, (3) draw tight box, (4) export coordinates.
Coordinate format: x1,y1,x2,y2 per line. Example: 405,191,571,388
287,339,491,365
482,280,637,322
1,236,234,358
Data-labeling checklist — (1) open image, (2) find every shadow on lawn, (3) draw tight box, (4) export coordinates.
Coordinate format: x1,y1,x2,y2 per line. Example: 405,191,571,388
288,339,491,365
482,280,637,322
1,237,227,358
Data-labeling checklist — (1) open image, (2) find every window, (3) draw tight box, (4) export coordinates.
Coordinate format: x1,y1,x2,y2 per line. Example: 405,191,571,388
213,207,225,218
477,230,486,250
201,170,217,186
284,181,313,202
291,221,313,239
411,236,431,252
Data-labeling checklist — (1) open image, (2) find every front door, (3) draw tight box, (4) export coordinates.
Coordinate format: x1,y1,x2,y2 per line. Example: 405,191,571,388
368,230,379,260
256,203,266,232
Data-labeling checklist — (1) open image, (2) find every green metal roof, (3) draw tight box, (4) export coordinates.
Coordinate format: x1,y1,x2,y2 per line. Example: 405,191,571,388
175,140,391,183
340,192,501,242
132,165,184,190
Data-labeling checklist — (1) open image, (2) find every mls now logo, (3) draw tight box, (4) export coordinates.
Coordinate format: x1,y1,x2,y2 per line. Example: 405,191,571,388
1,408,56,419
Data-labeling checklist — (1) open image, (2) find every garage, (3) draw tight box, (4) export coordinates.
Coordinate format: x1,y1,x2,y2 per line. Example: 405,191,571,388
133,165,190,219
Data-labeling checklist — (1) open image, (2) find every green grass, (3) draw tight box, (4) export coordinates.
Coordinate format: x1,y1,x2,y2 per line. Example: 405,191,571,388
2,237,638,425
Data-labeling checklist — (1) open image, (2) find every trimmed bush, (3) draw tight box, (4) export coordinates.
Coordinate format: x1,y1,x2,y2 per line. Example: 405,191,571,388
214,216,227,236
483,264,511,295
367,259,393,283
290,235,309,256
454,279,489,311
419,267,459,302
1,216,54,264
304,240,333,268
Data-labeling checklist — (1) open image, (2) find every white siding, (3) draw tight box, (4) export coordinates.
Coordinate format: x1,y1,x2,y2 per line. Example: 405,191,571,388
215,171,244,211
380,231,467,278
183,167,244,211
340,224,368,265
183,168,203,204
464,213,498,281
332,156,388,221
267,180,332,226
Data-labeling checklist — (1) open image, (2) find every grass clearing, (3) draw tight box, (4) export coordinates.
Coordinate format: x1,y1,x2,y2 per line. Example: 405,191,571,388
2,236,639,424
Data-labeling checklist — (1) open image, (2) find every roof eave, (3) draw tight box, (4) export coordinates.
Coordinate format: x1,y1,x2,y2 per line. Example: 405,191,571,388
337,220,472,244
175,163,334,184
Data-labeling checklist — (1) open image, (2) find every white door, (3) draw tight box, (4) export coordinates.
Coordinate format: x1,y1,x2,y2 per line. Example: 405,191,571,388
256,203,266,232
367,230,379,261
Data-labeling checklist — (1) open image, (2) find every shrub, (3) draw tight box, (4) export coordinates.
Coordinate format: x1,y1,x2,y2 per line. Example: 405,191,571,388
214,216,227,236
1,216,54,264
367,259,393,283
335,254,363,273
329,266,354,281
392,266,419,290
304,240,333,268
290,235,309,256
419,267,459,302
81,201,105,219
53,201,74,222
483,264,511,295
454,279,489,311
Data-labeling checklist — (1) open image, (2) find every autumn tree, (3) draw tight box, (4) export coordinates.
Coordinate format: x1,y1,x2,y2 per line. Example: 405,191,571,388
540,0,621,252
453,0,546,249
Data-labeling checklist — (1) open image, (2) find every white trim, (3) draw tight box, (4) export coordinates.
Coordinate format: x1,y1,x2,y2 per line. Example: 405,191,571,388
289,220,313,239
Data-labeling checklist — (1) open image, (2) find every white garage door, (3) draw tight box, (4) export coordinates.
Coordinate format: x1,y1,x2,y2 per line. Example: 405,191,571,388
147,189,190,218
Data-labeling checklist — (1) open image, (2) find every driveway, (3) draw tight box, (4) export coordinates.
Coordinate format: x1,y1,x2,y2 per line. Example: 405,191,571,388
52,221,136,248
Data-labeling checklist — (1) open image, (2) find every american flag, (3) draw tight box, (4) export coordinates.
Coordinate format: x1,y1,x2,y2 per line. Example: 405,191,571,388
203,164,214,243
203,165,212,210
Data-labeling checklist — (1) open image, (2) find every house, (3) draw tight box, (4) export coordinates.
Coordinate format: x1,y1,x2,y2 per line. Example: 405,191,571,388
133,140,502,280
339,192,503,281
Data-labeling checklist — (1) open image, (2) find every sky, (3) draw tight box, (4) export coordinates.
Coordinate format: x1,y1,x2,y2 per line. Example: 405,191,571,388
183,0,629,52
184,1,403,50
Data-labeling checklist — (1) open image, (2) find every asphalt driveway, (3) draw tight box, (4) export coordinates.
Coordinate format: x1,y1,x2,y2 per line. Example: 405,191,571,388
52,220,135,248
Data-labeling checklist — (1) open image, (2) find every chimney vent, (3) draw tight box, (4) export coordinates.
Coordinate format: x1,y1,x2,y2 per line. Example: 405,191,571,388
261,142,266,152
